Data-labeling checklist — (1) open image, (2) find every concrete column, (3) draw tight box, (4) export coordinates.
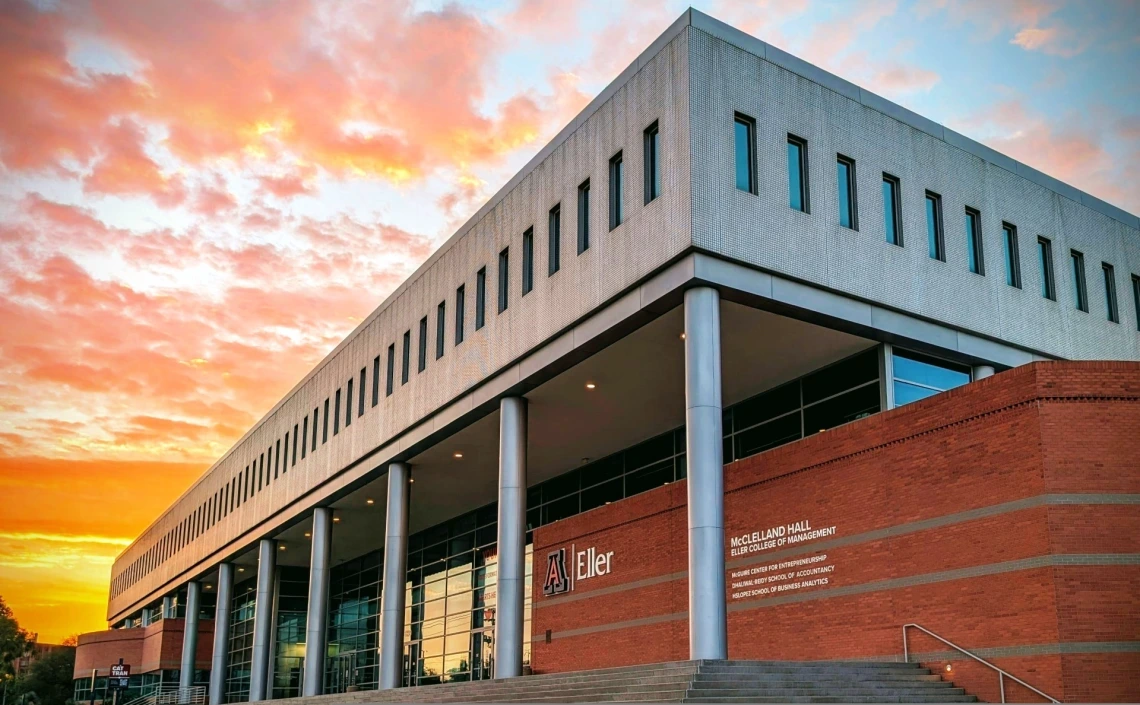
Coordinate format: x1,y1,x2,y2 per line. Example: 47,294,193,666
141,607,152,627
163,596,174,620
179,581,201,691
303,509,333,696
973,365,995,381
248,539,276,702
684,286,728,660
378,463,411,690
494,396,528,679
208,563,233,705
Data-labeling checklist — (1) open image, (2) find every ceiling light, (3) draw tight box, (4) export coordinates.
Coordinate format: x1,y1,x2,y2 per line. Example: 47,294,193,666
333,516,341,523
366,498,374,505
304,532,311,538
680,333,686,340
205,585,213,590
453,452,463,459
585,382,596,389
279,545,286,551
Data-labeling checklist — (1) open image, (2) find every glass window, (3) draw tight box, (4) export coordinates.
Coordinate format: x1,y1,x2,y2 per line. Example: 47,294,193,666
521,228,533,295
1038,237,1056,300
787,135,808,212
497,248,509,313
475,268,486,329
386,343,395,396
577,180,590,254
312,407,319,450
455,285,465,345
1071,249,1088,312
301,417,307,459
1132,275,1140,331
358,367,366,416
609,151,623,229
436,301,446,358
925,192,944,261
1103,263,1119,323
837,156,856,229
418,317,428,372
402,330,411,384
548,205,560,276
882,174,901,246
341,384,349,429
803,384,879,433
372,356,380,406
735,114,756,193
1002,223,1021,288
965,208,984,275
643,121,660,203
892,349,971,407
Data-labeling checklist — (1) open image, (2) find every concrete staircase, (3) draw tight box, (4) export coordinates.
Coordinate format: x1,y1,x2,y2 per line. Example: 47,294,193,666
300,660,977,703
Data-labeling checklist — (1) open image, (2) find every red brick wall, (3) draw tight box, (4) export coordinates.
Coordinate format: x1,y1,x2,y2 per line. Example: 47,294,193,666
74,619,214,678
531,362,1140,703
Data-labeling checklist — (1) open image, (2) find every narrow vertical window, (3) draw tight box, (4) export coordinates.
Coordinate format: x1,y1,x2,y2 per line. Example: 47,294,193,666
475,268,487,329
1103,263,1119,323
882,174,902,246
1002,223,1021,288
1131,275,1140,331
643,121,660,203
345,382,353,427
925,192,945,261
1070,250,1088,312
358,368,366,416
548,205,561,276
274,440,281,477
417,316,427,372
836,155,856,230
386,343,395,395
285,431,291,468
965,208,984,275
323,397,330,442
734,114,756,194
1038,237,1056,300
292,424,298,465
609,151,623,229
455,285,466,344
402,330,411,384
498,248,510,313
787,135,809,212
436,301,446,359
577,180,591,253
333,389,341,434
302,417,308,458
258,454,263,490
521,228,533,295
372,356,380,406
311,407,318,451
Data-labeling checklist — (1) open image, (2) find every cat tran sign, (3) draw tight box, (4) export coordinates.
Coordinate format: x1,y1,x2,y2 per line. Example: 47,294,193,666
542,544,613,596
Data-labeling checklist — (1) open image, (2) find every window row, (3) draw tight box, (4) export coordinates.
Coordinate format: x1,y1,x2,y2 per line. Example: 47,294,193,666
113,119,667,599
733,113,1140,328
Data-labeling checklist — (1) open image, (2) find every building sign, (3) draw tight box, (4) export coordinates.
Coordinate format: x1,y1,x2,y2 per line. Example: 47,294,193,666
727,518,838,601
729,518,836,557
542,544,614,596
108,663,130,691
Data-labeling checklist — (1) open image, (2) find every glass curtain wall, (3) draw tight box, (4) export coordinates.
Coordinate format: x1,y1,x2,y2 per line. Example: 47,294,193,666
326,552,382,692
272,567,308,699
225,578,257,703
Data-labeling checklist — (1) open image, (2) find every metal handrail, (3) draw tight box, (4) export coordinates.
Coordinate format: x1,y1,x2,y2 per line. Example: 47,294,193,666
121,685,206,705
903,623,1060,703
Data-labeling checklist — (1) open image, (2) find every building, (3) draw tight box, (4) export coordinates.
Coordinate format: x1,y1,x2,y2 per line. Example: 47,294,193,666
75,9,1140,704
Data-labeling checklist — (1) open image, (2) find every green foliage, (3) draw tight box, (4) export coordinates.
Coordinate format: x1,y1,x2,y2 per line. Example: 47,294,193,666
16,649,76,705
0,596,32,680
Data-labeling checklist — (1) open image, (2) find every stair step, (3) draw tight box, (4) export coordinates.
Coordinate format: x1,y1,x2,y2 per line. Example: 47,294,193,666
688,687,968,696
693,672,942,682
685,697,976,704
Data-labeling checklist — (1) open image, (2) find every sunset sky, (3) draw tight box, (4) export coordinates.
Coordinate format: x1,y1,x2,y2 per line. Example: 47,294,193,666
0,0,1137,645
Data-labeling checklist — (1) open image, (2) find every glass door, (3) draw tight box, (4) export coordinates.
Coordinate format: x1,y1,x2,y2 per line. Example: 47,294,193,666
402,642,421,688
471,629,494,681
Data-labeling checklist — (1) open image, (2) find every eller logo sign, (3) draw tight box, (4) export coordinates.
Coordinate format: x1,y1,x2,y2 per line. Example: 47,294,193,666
543,544,613,597
543,548,570,596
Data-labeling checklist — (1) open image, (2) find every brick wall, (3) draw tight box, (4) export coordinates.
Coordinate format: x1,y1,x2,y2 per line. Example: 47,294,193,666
74,619,214,678
531,362,1140,702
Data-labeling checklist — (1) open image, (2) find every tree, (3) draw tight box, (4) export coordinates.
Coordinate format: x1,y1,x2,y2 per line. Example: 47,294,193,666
15,648,75,705
0,596,32,679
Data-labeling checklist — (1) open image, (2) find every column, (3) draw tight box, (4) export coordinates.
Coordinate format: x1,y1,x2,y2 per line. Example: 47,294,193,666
248,539,276,702
179,581,201,691
378,463,411,690
302,509,332,696
973,365,995,380
684,286,728,660
208,563,233,705
494,396,528,679
141,607,151,627
163,596,174,620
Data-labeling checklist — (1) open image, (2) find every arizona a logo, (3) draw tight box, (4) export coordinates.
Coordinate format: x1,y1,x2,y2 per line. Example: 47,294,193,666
543,548,570,596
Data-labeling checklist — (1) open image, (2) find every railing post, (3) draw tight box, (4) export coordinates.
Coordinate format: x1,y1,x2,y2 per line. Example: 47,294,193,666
902,624,909,662
999,672,1005,703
